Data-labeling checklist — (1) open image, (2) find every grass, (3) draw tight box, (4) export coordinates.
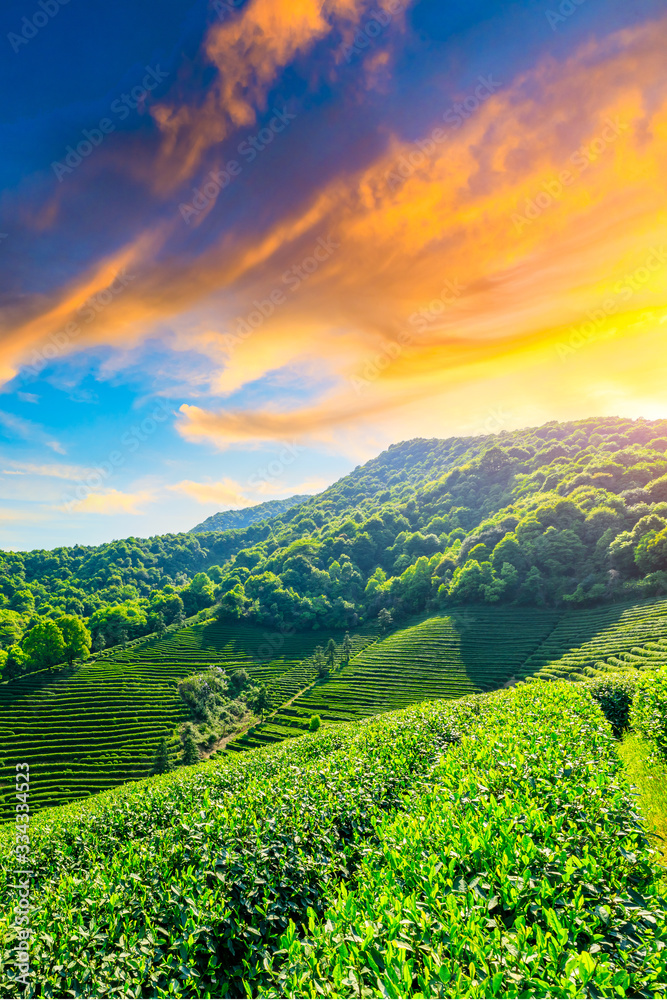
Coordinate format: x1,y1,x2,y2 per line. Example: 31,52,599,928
618,732,667,874
1,682,665,997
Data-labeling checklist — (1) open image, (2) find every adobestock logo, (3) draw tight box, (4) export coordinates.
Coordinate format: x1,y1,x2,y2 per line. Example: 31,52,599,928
8,0,70,54
512,117,629,234
51,65,169,182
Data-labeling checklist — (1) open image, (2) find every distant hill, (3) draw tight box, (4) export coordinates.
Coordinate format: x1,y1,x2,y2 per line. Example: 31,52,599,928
189,494,311,533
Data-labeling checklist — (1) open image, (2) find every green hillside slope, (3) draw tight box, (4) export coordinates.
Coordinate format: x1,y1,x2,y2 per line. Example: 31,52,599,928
190,494,309,533
522,597,667,681
4,596,667,820
0,618,377,822
1,683,664,997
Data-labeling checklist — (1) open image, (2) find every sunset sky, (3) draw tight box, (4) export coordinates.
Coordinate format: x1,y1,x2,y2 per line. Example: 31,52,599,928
1,0,666,550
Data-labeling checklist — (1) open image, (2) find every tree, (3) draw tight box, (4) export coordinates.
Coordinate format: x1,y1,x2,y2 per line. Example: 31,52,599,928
247,683,270,716
326,637,337,669
22,621,65,671
0,610,25,650
314,645,328,678
342,631,352,666
147,610,166,635
152,738,172,775
56,615,91,664
92,632,106,653
3,644,27,678
378,608,393,633
9,589,34,615
308,714,321,732
181,726,201,766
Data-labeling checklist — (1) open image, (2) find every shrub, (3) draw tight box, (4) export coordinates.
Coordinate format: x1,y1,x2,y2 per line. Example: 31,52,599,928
630,667,667,759
178,668,228,719
308,714,321,732
585,672,638,736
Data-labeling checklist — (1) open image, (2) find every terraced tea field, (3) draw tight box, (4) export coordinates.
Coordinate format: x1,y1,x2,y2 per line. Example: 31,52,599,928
0,619,375,822
3,597,667,819
227,599,667,752
522,597,667,681
226,607,560,751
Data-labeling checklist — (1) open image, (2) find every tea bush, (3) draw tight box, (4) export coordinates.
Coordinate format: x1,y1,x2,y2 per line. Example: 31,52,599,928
0,682,665,997
630,667,667,760
584,671,639,735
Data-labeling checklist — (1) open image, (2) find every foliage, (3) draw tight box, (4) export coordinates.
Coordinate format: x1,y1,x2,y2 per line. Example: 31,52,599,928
152,737,172,775
181,725,201,767
308,714,321,732
178,668,229,721
190,494,309,532
617,733,667,870
56,613,92,664
4,417,667,650
1,683,665,997
585,671,639,736
630,667,667,760
21,620,65,670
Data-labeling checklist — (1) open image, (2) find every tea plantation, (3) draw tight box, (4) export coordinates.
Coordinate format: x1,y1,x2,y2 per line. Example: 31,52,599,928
0,619,377,822
230,599,667,751
4,598,667,820
1,682,665,997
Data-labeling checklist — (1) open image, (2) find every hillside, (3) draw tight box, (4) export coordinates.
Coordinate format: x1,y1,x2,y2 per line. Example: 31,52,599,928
4,415,667,685
5,594,667,821
2,683,665,997
190,494,310,533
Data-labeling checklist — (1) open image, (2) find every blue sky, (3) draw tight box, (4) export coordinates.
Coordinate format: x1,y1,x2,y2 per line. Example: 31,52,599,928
1,0,666,550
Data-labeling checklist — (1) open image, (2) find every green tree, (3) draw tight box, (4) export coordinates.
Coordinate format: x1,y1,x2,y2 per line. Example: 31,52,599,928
342,631,352,666
9,589,34,615
314,645,328,678
0,610,25,650
247,683,270,716
308,714,321,732
4,644,27,677
326,637,337,669
152,737,172,775
181,726,201,766
22,621,65,671
56,615,91,664
378,608,393,632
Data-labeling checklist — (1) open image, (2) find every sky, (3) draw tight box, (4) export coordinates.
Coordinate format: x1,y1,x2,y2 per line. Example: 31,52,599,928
1,0,666,551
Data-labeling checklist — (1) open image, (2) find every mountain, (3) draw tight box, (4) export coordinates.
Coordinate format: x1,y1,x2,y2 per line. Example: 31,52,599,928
3,415,667,682
189,494,310,533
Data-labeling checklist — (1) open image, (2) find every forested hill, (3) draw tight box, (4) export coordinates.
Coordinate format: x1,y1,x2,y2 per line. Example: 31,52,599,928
3,415,667,678
190,494,309,533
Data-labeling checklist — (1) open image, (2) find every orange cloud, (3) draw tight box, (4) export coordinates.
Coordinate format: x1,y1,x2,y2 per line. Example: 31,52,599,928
169,477,247,506
150,0,388,191
61,488,155,515
2,12,667,451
